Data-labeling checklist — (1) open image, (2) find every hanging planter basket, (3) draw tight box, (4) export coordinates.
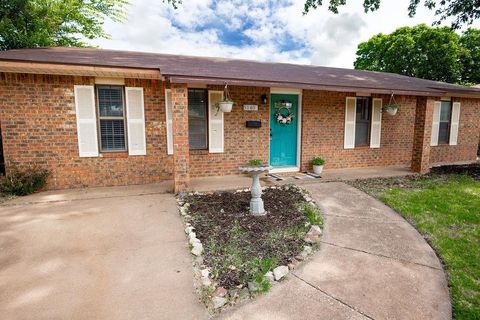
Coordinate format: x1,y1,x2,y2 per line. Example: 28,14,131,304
215,83,235,114
218,100,234,112
382,93,400,116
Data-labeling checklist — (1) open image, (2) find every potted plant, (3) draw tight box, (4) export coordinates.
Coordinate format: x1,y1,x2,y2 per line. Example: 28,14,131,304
383,103,400,116
216,99,234,113
311,157,325,175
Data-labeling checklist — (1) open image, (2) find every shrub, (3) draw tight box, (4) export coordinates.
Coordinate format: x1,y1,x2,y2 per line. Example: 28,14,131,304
0,167,50,196
311,157,325,166
248,159,263,167
302,204,324,226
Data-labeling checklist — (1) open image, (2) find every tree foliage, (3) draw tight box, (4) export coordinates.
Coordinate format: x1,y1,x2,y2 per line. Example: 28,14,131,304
303,0,480,29
0,0,127,50
354,24,480,84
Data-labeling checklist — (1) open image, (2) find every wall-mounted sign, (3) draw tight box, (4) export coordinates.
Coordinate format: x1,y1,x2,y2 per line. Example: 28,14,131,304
243,104,258,111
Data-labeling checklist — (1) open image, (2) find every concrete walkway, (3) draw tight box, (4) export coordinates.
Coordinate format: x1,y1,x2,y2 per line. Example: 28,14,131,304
0,184,208,320
221,182,451,320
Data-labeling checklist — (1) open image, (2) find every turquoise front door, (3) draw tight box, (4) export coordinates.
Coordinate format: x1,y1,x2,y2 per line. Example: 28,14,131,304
270,94,298,167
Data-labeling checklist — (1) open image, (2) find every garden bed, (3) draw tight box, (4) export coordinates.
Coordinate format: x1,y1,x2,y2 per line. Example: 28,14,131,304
177,185,323,311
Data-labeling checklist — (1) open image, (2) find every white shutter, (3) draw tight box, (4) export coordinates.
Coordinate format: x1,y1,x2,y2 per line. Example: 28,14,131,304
125,87,146,155
370,98,382,148
344,97,357,149
74,85,99,157
208,90,224,153
430,101,441,146
165,89,173,155
449,102,461,145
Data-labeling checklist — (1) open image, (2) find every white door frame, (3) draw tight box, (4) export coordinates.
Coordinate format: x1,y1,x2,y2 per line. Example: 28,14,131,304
269,87,302,173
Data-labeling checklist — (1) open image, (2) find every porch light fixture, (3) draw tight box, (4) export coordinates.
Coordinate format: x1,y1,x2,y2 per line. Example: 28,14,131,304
260,94,268,104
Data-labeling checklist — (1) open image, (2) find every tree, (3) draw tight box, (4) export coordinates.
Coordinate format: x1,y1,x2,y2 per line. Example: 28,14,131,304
303,0,480,29
354,24,480,84
0,0,127,50
459,28,480,84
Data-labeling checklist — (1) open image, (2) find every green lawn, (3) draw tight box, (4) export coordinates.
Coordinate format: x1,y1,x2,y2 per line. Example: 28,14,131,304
351,174,480,320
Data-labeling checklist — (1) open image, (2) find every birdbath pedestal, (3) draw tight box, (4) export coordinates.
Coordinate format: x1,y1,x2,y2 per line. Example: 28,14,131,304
239,165,272,216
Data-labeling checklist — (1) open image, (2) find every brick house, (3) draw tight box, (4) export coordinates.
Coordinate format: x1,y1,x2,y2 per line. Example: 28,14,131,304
0,47,479,192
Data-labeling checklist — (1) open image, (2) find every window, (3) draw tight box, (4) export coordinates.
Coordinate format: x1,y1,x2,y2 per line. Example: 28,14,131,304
355,97,372,146
438,101,452,144
188,89,208,150
96,85,127,151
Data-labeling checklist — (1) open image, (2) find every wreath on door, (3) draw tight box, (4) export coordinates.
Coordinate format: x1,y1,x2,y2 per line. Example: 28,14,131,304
274,100,294,125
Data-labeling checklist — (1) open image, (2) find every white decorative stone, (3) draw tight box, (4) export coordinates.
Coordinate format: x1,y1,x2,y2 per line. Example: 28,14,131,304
304,225,322,243
191,243,203,256
201,277,212,286
300,245,313,259
185,226,194,234
189,237,201,245
179,207,188,216
265,271,275,282
273,266,289,281
212,297,228,309
200,268,210,278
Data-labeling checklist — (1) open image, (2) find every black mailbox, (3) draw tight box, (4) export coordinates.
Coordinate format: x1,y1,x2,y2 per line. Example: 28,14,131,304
246,121,261,128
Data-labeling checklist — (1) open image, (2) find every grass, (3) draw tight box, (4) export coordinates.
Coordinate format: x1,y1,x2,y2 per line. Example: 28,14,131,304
350,174,479,319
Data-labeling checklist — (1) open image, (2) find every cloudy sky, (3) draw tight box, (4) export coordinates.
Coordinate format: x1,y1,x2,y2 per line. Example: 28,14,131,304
93,0,480,69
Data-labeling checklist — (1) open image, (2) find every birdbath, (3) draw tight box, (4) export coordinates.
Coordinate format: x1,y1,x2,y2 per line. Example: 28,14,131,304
239,165,272,216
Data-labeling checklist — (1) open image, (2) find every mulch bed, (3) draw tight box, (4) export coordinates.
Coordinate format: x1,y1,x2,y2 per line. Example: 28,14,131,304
184,186,310,289
431,163,480,180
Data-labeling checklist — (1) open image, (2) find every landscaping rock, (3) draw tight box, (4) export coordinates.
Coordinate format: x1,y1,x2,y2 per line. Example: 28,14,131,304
185,226,194,234
189,237,201,245
248,281,260,293
212,297,228,309
191,243,203,256
201,277,212,286
298,245,313,260
213,287,228,298
265,271,275,282
239,287,250,299
273,266,289,281
200,268,210,278
304,225,322,243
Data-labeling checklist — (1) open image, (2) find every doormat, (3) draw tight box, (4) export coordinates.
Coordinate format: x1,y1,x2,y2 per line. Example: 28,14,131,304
266,172,321,182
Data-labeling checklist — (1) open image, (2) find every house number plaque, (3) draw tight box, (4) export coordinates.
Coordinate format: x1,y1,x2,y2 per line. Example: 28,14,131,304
243,104,258,111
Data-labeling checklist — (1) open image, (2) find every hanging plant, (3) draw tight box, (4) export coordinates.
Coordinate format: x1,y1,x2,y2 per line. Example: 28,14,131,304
382,93,400,116
274,100,294,125
215,83,235,114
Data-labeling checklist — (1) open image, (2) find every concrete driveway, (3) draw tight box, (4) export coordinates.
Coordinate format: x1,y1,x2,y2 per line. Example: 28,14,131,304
0,184,208,320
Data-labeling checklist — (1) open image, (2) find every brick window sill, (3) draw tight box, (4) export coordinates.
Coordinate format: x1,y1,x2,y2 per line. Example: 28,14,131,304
100,152,129,158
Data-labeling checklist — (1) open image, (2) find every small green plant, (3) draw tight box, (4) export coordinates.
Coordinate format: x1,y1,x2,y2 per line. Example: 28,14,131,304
302,204,324,226
311,157,325,166
248,159,263,167
382,104,401,111
0,166,50,196
248,257,278,293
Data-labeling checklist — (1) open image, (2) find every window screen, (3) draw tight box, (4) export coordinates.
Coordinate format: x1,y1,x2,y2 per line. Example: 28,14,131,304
188,89,208,150
97,86,126,151
438,101,452,144
355,97,372,146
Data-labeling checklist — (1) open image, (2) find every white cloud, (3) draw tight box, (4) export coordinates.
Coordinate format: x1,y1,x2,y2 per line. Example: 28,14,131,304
93,0,480,69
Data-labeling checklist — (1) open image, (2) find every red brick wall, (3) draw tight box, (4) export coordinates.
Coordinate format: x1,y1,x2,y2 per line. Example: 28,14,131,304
300,91,417,170
0,73,173,189
429,97,480,164
189,85,270,177
1,73,479,190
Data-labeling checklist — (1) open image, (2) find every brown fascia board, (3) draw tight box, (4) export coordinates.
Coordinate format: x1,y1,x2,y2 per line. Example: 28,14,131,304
0,60,162,79
168,75,448,97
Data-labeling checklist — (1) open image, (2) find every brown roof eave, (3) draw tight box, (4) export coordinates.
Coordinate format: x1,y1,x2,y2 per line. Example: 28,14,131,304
0,60,162,79
168,75,446,97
